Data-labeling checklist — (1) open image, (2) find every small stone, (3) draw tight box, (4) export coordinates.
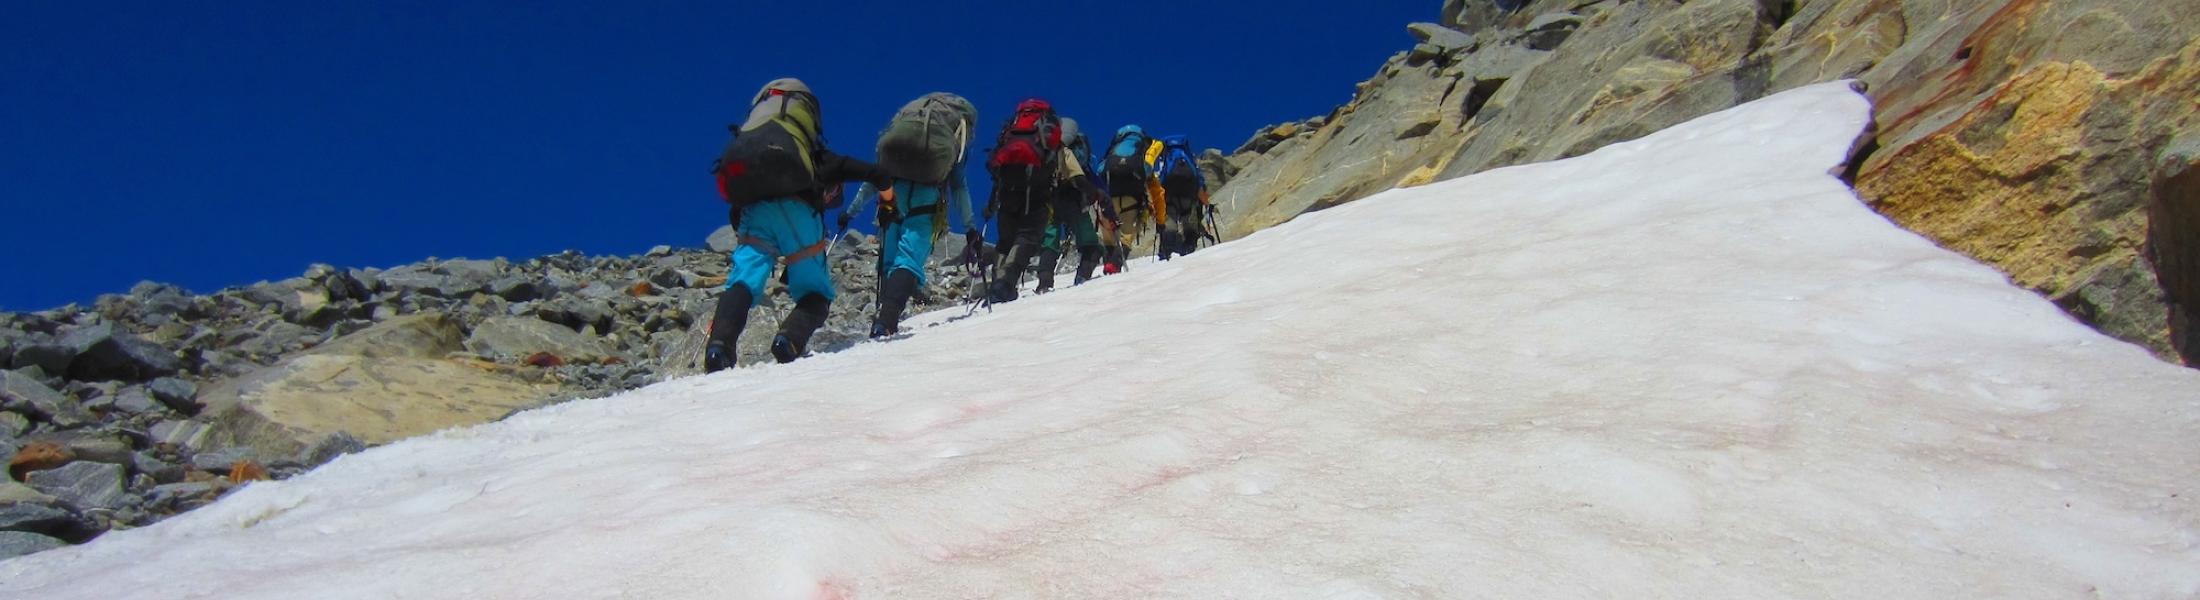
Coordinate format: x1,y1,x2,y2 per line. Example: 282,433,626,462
132,451,184,484
0,531,67,560
0,370,92,427
110,387,163,415
150,420,213,452
296,431,365,468
0,412,26,437
146,377,199,414
54,433,132,466
490,277,543,302
188,447,253,473
148,481,220,508
0,502,74,535
646,245,673,257
26,461,127,511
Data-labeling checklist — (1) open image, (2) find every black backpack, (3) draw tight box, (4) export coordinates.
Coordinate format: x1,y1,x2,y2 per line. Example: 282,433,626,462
713,82,822,208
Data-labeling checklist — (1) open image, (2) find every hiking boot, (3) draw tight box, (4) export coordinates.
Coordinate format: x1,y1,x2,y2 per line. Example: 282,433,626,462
704,341,733,373
770,335,802,363
771,294,829,364
869,322,895,339
988,280,1020,304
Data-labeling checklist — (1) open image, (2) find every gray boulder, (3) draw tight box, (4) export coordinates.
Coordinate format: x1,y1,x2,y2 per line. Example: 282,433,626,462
438,259,503,293
59,323,180,382
1522,12,1586,51
0,502,75,536
0,531,66,560
10,341,76,374
490,277,543,302
706,225,739,253
464,317,617,364
0,370,91,427
26,462,127,511
1407,22,1477,52
375,266,466,298
0,411,26,437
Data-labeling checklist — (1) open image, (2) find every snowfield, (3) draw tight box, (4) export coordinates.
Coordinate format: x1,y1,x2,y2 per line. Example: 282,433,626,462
5,81,2197,599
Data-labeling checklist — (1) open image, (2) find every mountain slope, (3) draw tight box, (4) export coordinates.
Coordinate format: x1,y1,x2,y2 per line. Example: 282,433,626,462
5,82,2196,599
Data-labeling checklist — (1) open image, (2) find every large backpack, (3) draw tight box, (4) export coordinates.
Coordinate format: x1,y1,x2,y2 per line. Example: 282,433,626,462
1103,125,1150,193
876,93,977,185
1157,135,1203,198
985,98,1063,191
713,79,824,208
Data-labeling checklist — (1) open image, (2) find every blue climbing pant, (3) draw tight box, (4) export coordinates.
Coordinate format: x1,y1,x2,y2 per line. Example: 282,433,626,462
880,212,938,287
727,198,835,302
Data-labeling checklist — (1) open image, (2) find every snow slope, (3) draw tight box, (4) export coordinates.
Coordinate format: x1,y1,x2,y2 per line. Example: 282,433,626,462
6,82,2197,599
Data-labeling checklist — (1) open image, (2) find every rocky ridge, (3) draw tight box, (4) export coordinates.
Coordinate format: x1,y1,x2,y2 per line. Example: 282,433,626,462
0,227,980,558
1208,0,2200,365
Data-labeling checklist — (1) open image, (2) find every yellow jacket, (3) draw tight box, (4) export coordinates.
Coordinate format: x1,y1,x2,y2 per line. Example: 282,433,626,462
1144,140,1168,224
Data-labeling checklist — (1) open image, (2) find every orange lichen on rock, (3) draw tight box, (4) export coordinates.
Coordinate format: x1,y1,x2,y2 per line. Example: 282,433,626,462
8,441,74,480
229,460,270,482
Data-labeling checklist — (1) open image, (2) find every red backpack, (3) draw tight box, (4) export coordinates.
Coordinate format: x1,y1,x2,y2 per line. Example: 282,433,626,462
986,98,1063,190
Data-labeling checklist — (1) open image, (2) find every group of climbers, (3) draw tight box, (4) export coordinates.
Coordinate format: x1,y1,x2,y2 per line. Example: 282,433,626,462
702,78,1215,372
1101,127,1213,264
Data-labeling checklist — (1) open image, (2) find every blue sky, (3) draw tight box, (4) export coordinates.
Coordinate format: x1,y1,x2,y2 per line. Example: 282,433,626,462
0,0,1433,311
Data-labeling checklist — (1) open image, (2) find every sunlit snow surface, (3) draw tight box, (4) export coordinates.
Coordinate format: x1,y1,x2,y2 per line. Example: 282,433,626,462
7,82,2198,599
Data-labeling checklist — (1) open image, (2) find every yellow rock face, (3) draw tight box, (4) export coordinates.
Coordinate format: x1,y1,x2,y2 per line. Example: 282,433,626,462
1860,63,2128,292
200,314,555,458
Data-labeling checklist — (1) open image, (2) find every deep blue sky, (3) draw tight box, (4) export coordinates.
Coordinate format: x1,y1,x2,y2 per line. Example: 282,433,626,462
1,0,1433,311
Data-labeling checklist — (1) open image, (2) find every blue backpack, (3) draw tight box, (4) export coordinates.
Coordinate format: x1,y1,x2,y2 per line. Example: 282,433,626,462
1156,135,1203,195
1108,125,1148,161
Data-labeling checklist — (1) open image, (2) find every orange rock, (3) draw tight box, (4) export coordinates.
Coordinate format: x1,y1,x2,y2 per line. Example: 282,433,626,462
628,281,655,296
229,460,269,482
7,441,73,480
522,352,565,368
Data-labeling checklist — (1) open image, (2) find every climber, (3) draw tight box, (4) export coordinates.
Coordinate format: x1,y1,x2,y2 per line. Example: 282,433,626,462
1154,135,1211,260
983,98,1106,304
1099,124,1163,272
1033,117,1116,293
704,78,892,371
840,92,984,339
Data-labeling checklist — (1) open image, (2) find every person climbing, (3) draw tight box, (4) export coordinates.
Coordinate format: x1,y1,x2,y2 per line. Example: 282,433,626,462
839,92,983,339
1099,124,1163,272
1033,117,1115,293
703,78,892,372
982,98,1105,304
1154,135,1211,260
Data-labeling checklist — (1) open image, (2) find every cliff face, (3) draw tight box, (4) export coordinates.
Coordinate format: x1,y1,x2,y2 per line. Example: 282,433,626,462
1212,0,2200,363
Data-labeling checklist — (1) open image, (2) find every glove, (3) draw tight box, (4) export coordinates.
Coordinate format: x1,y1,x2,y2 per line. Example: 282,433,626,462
983,199,997,221
836,212,852,231
962,229,983,262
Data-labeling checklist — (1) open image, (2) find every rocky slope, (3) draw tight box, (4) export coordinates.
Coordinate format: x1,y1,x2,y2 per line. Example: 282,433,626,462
0,228,984,558
1210,0,2200,365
